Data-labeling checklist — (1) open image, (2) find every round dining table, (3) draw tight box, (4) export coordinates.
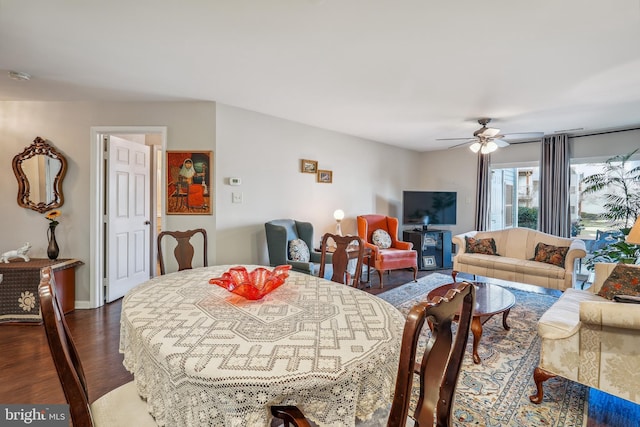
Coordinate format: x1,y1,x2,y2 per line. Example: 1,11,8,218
119,265,405,427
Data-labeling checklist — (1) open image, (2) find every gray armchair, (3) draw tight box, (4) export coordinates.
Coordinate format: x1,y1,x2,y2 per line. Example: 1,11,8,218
265,219,329,275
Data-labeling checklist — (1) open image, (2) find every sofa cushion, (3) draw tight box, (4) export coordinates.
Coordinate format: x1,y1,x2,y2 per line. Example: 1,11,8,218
288,239,310,262
456,253,565,279
534,242,569,267
597,263,640,300
538,288,607,340
465,236,498,255
372,229,392,249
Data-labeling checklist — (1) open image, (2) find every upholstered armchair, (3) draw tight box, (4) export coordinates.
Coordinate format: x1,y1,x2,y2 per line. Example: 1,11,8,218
265,219,328,275
357,214,417,288
530,262,640,406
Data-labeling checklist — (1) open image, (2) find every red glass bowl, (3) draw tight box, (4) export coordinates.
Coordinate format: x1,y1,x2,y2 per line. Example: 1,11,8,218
209,265,292,300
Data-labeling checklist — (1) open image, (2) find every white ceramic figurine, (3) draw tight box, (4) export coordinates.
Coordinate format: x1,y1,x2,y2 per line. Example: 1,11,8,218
0,242,32,263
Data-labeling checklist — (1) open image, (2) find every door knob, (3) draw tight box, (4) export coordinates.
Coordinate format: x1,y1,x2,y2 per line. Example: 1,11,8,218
144,220,151,225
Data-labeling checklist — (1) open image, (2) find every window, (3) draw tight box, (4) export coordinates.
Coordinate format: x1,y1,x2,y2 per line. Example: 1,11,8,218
489,165,539,231
491,155,640,236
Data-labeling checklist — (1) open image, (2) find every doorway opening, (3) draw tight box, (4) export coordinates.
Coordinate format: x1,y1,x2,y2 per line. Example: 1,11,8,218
89,126,166,308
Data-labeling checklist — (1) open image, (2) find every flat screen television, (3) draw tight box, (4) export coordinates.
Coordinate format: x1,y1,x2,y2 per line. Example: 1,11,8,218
402,191,457,228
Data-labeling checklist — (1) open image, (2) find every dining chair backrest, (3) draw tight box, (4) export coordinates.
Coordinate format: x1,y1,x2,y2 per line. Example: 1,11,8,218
157,228,208,275
318,233,364,285
388,281,475,426
271,281,476,427
39,266,94,426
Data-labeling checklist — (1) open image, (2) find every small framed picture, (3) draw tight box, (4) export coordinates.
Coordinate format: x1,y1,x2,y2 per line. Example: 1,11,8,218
317,170,333,183
423,255,436,267
301,159,318,174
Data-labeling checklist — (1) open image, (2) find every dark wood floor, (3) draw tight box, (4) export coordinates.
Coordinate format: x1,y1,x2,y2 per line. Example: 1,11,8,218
1,268,636,426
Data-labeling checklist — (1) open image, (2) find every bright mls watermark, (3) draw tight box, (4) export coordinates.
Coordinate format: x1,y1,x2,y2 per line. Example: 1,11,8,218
0,405,69,426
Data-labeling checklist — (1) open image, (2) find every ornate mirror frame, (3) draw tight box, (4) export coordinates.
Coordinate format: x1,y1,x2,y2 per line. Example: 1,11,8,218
12,136,68,213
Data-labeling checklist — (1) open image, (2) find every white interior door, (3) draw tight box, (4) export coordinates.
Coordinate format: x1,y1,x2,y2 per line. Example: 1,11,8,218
106,136,151,302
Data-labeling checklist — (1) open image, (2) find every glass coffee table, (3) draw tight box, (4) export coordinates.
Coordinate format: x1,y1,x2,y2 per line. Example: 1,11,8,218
427,279,516,364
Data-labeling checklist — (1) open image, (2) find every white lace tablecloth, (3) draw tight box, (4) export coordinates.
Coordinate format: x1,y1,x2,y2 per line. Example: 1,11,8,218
119,265,404,427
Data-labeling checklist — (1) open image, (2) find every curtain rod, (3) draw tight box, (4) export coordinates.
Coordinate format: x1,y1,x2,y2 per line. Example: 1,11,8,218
567,126,640,139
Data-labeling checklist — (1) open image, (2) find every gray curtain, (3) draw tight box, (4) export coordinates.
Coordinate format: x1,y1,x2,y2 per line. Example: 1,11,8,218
539,134,571,237
475,152,491,231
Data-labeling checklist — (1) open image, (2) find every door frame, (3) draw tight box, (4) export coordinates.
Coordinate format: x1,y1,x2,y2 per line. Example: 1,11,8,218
89,126,167,308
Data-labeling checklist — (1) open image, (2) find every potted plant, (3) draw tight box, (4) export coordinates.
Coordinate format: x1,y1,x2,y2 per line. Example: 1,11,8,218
585,237,640,270
581,149,640,229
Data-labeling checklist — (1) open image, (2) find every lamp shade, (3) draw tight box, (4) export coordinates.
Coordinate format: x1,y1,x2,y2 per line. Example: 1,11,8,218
627,217,640,244
469,142,482,153
485,141,498,153
333,209,345,221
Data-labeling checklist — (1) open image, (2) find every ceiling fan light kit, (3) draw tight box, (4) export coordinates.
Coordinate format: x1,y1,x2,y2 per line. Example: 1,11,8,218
441,117,544,152
481,140,498,154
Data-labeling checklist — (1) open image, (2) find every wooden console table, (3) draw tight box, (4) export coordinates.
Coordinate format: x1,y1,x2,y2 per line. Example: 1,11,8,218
0,258,83,323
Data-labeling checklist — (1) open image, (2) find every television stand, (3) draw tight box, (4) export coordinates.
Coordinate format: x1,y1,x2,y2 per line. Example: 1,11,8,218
403,229,452,270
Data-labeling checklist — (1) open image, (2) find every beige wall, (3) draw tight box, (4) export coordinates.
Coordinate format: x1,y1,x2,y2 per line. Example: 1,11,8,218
2,99,637,306
214,104,421,265
417,146,478,235
0,101,421,306
1,101,216,303
418,129,640,235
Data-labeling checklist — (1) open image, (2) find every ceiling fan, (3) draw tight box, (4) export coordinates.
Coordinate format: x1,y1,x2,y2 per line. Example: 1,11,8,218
438,118,544,153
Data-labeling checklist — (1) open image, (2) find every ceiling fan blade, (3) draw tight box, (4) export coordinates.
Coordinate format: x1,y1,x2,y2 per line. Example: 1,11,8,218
447,139,476,149
480,127,501,138
494,139,510,148
436,137,476,141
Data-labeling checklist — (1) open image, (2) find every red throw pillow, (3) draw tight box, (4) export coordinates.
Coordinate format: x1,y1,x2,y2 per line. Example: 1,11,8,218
534,242,568,267
465,236,498,256
597,264,640,300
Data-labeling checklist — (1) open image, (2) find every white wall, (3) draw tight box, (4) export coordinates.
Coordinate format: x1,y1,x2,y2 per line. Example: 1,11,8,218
1,101,421,305
419,128,640,234
214,104,421,265
417,146,479,235
0,101,216,302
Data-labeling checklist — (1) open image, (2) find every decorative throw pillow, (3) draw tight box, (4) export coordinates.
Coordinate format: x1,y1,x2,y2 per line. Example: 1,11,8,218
534,242,569,267
465,236,498,255
372,229,392,249
288,239,310,262
597,264,640,300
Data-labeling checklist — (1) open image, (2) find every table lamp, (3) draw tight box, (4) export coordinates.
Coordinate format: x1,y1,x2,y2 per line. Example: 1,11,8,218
333,209,345,236
627,217,640,244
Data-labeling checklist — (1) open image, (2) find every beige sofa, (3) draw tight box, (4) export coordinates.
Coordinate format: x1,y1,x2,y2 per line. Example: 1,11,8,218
530,262,640,405
452,228,586,291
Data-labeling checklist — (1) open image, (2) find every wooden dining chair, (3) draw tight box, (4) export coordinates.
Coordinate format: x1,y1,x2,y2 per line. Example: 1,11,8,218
157,228,208,275
38,266,157,427
318,233,365,286
271,281,476,427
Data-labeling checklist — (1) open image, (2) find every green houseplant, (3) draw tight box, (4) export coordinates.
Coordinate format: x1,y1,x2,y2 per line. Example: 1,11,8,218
581,149,640,229
581,149,640,268
585,238,640,270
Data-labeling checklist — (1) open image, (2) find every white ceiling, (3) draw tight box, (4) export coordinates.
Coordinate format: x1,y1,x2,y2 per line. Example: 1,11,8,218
1,1,639,151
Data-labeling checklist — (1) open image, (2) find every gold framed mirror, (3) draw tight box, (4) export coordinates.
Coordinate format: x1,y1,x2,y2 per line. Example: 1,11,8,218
12,137,67,213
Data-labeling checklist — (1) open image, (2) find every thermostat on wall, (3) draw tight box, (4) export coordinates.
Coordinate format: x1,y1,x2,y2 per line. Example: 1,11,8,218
229,177,242,185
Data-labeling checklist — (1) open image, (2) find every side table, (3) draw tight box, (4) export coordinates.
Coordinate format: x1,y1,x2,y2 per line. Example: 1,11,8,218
0,258,83,323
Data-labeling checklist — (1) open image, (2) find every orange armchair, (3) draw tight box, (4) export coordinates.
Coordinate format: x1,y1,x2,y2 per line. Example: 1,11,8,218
357,214,418,288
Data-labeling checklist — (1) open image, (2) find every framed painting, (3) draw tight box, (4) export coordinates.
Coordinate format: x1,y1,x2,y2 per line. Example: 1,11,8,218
317,170,332,183
301,159,318,174
166,151,213,215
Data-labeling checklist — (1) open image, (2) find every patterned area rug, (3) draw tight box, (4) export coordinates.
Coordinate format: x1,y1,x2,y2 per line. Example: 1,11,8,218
377,273,588,427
